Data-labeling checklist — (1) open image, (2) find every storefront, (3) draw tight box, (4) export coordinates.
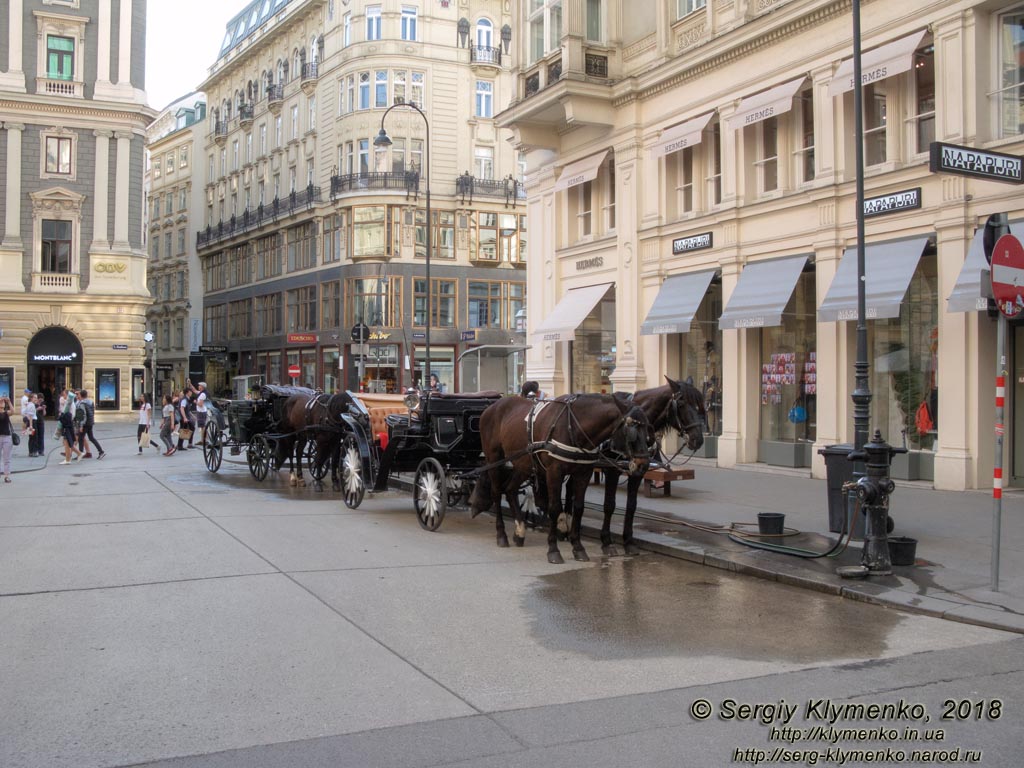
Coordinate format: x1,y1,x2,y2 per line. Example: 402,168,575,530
27,326,84,413
415,345,455,392
532,283,616,394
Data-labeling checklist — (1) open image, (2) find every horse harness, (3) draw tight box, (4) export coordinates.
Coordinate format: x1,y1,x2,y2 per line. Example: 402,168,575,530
524,396,639,473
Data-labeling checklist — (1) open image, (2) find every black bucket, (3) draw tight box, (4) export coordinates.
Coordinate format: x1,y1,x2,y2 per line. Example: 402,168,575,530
888,536,918,566
757,512,786,536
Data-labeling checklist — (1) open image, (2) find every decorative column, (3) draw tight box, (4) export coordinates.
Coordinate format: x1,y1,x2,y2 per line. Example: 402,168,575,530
113,131,133,249
92,130,113,251
2,123,24,249
716,259,744,467
0,0,26,92
96,0,112,87
118,0,133,87
608,139,645,393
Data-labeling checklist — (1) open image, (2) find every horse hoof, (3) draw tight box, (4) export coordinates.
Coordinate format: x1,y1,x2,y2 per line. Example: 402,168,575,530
573,549,590,562
314,483,323,493
289,476,297,487
497,534,509,548
602,545,620,557
547,551,564,565
624,543,641,556
513,535,525,547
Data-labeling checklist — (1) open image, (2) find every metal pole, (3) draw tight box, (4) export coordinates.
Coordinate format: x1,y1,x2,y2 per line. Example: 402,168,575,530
851,0,871,456
424,112,432,391
152,340,158,406
991,213,1009,592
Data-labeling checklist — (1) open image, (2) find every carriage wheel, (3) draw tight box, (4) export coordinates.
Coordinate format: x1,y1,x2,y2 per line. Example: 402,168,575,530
247,434,271,481
340,435,366,509
306,441,329,481
414,457,447,532
203,422,223,473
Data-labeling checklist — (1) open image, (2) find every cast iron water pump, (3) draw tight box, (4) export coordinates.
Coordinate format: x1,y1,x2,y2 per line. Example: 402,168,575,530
850,430,905,575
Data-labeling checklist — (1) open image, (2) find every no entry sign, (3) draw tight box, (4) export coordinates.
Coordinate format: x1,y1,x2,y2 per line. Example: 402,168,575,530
287,364,301,378
991,234,1024,318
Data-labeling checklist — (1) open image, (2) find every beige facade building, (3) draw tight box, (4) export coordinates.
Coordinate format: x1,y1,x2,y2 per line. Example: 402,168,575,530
498,0,1024,491
194,0,527,397
144,94,207,396
0,0,154,417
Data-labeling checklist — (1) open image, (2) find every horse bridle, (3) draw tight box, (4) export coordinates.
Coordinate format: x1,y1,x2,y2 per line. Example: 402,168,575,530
529,396,650,475
665,394,703,436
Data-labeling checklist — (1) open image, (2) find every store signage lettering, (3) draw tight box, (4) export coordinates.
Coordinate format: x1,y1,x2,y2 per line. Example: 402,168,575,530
929,142,1024,184
744,106,774,125
672,232,713,254
112,344,128,350
287,333,318,344
199,345,227,353
31,352,78,362
543,332,564,341
576,256,604,271
837,307,878,321
662,137,691,154
94,262,127,273
369,331,391,341
651,325,679,334
734,317,765,328
562,172,588,188
863,188,921,218
843,66,887,92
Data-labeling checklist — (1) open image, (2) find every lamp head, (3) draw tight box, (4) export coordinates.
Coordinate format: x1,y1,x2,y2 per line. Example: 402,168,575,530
373,128,393,148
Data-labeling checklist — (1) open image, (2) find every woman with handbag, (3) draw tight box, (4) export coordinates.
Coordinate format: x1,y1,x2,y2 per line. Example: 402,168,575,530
137,394,160,454
58,390,84,465
176,390,195,451
159,394,177,456
1,395,15,483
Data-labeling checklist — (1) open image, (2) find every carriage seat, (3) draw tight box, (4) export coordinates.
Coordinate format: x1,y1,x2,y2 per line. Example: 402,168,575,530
369,405,408,441
427,390,503,400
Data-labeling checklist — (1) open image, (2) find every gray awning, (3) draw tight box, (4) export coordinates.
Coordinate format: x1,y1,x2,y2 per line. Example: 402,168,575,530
641,271,716,335
719,255,808,330
818,237,929,322
947,228,990,312
532,283,613,343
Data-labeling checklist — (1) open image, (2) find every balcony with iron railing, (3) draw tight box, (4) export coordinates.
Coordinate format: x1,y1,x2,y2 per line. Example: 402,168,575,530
196,185,322,249
266,83,284,113
454,174,526,205
503,44,615,130
330,170,421,197
238,103,254,126
469,45,502,67
300,61,319,94
213,120,229,144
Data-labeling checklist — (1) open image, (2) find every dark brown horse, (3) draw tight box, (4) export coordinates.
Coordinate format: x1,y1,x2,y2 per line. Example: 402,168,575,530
278,391,362,492
592,377,705,556
471,393,652,564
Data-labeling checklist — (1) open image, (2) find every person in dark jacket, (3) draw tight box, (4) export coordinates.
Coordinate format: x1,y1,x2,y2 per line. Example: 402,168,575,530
76,390,105,459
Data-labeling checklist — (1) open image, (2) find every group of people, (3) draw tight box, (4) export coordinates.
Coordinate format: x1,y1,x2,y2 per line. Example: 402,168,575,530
54,388,105,465
137,380,208,457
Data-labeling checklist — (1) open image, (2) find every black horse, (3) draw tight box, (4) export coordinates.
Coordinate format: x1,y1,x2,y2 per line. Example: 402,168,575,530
590,377,705,556
472,393,652,564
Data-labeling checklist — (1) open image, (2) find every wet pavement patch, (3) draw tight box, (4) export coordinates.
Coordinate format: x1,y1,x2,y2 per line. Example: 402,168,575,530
523,555,900,663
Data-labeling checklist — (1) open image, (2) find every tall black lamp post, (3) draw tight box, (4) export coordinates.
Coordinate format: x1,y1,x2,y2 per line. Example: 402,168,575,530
375,102,431,388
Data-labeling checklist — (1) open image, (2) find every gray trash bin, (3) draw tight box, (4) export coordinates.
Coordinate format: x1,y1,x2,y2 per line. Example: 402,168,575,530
818,444,863,538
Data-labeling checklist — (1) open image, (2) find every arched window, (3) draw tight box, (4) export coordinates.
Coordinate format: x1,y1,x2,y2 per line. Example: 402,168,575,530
282,59,289,82
293,49,302,76
476,18,493,49
276,59,284,84
222,99,230,120
310,35,319,63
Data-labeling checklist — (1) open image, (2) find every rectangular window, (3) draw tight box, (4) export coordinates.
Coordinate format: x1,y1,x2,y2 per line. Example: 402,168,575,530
165,193,173,216
308,96,316,132
153,158,162,179
47,35,74,80
863,82,887,166
286,286,317,332
346,75,355,112
468,281,502,328
256,293,282,336
256,233,282,280
366,5,382,41
410,138,423,171
345,141,354,174
411,71,425,106
358,139,370,174
180,147,189,169
346,276,401,326
323,212,347,263
999,10,1024,137
291,105,299,139
913,46,935,154
393,70,407,104
401,6,417,41
528,0,562,64
474,146,494,179
758,116,778,193
586,0,601,42
343,12,351,47
232,140,239,171
578,181,592,237
794,89,815,183
435,210,456,260
391,138,406,173
414,278,457,327
604,161,616,230
45,136,72,174
475,80,493,118
375,70,388,108
228,299,253,339
475,212,499,260
164,232,172,258
674,146,694,214
321,280,342,330
707,121,722,205
358,72,370,109
676,0,706,19
177,229,186,254
352,206,386,258
259,123,267,155
245,133,252,164
166,151,176,174
41,219,72,273
179,189,187,210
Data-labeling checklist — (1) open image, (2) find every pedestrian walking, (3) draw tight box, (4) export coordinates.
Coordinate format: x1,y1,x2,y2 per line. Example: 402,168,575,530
159,394,177,456
75,390,105,459
176,390,195,451
22,394,37,457
195,382,209,445
137,394,160,454
0,395,14,483
33,392,46,455
58,390,83,465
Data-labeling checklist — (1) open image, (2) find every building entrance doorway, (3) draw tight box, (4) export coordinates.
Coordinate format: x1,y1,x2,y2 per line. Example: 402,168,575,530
27,326,83,414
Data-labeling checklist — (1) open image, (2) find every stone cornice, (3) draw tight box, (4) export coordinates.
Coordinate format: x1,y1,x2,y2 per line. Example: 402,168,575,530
0,98,154,128
612,0,854,108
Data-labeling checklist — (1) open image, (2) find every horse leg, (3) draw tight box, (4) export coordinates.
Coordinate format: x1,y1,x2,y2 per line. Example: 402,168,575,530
601,468,621,556
569,470,590,562
623,474,642,555
312,437,326,493
330,439,342,492
491,467,509,548
560,480,573,542
545,470,565,564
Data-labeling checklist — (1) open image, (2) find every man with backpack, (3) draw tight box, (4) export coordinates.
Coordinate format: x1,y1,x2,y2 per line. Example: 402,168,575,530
75,389,105,459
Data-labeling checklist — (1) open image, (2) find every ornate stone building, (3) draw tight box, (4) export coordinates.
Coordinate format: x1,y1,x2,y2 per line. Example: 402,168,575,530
499,0,1024,490
0,0,153,416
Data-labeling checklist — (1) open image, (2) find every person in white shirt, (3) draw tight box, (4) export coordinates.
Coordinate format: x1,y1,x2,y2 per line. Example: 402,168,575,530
20,388,31,433
195,382,208,444
137,394,160,454
22,397,37,456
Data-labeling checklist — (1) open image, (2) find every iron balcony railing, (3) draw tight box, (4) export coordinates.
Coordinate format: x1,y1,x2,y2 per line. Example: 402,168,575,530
455,174,526,205
469,45,502,65
195,185,322,249
266,83,284,103
330,170,421,197
238,103,255,123
301,61,319,81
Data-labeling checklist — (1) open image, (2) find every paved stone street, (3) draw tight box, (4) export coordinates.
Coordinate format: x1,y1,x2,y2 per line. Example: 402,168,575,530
2,426,1022,767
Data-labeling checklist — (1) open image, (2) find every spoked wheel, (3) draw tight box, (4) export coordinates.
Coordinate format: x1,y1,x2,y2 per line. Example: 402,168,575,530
414,457,447,531
340,435,366,509
203,421,223,473
247,434,272,481
306,441,329,481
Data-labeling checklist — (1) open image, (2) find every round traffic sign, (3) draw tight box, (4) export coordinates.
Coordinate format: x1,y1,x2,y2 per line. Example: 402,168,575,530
288,364,301,379
991,234,1024,318
351,322,370,343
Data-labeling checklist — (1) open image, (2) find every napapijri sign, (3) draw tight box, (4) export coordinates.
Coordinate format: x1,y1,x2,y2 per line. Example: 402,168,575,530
863,188,922,218
929,142,1024,184
672,232,713,254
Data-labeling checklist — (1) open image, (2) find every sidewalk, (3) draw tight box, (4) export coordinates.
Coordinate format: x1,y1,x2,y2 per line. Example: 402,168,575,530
10,422,1023,634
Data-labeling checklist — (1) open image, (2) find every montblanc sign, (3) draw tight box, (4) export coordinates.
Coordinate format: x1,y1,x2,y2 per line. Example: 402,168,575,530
929,142,1023,184
672,232,713,254
863,188,921,218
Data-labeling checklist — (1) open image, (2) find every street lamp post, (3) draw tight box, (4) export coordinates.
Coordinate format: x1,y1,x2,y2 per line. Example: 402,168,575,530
374,102,431,389
144,330,156,406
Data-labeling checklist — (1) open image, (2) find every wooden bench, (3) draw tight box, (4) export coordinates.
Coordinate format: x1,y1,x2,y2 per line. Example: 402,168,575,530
642,467,695,497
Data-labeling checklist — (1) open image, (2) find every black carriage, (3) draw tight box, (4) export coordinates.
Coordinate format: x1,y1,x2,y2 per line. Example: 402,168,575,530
355,389,503,531
203,385,316,480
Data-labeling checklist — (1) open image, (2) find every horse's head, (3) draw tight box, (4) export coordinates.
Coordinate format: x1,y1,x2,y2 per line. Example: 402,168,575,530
612,401,654,476
666,376,705,451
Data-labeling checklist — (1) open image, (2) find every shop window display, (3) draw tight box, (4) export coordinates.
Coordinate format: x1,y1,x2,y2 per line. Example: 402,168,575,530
571,289,616,393
678,283,723,436
759,271,816,444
